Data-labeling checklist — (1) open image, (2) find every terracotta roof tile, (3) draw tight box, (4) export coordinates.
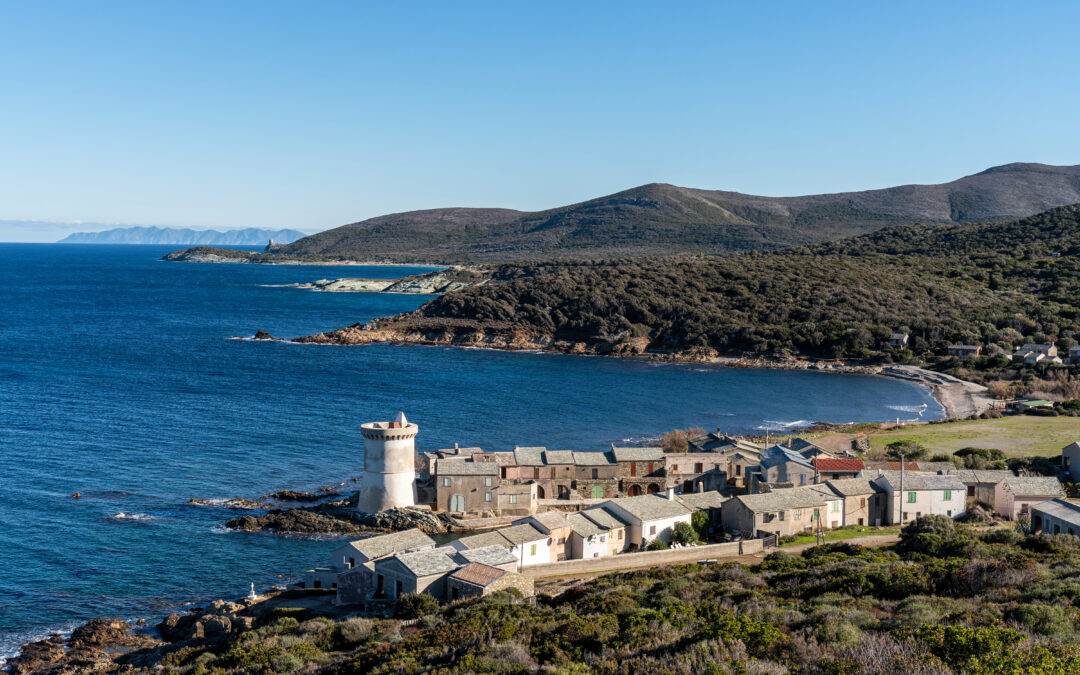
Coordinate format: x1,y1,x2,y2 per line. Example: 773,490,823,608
450,562,507,587
812,458,865,472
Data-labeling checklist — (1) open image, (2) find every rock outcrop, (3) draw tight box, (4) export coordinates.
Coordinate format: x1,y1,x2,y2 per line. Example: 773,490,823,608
292,266,489,295
226,504,452,536
7,619,163,675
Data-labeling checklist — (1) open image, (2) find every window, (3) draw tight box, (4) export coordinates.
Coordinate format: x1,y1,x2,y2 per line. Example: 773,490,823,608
648,462,655,474
860,498,866,508
903,511,909,521
509,494,517,504
484,477,492,487
831,501,839,513
442,477,451,487
943,490,952,501
530,544,537,556
484,492,491,502
630,463,637,477
799,475,806,486
780,511,786,521
947,510,952,517
591,468,598,479
695,462,703,473
672,465,678,472
794,510,801,520
618,530,623,540
649,525,656,535
907,491,917,503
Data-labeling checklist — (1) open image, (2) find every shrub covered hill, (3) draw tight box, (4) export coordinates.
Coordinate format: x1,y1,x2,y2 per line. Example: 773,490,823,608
169,163,1080,263
297,204,1080,361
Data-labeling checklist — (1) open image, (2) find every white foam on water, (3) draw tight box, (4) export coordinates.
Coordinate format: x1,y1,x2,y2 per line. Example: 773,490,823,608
756,419,809,431
108,512,158,522
887,403,928,416
0,620,83,667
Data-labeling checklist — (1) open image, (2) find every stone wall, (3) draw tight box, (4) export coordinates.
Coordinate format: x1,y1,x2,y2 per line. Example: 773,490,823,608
521,539,764,578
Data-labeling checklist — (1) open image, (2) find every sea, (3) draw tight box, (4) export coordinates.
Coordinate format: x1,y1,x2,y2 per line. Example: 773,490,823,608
0,243,941,660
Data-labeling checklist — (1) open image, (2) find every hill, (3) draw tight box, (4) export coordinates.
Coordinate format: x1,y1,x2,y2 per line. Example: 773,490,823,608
270,162,1080,262
59,226,308,245
296,205,1080,371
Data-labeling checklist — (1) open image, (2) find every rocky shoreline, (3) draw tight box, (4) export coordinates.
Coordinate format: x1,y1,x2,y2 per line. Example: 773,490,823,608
286,267,489,295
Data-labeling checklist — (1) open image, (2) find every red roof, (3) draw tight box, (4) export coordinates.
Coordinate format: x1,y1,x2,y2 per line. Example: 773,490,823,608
450,562,506,587
812,458,865,472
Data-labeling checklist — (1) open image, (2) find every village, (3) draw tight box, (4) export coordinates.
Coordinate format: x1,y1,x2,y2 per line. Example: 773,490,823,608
298,412,1080,611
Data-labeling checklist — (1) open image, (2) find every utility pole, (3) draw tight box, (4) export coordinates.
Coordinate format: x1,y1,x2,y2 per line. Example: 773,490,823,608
898,451,905,526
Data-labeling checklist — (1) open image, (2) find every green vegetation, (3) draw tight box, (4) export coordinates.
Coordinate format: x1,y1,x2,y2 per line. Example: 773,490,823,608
367,206,1080,379
779,524,901,547
868,416,1078,458
156,519,1080,673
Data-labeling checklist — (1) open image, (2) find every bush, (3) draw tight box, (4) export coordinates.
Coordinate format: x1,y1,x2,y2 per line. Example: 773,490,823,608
898,515,967,557
271,653,303,674
691,510,710,541
646,539,670,550
673,521,701,546
335,617,373,646
394,592,441,620
981,528,1023,546
1008,603,1075,636
266,607,308,624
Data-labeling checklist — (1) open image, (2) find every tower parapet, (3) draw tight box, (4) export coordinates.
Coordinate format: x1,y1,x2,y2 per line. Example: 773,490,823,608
357,412,418,513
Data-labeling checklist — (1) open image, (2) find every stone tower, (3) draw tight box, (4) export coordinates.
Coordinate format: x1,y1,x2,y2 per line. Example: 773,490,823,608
357,412,418,513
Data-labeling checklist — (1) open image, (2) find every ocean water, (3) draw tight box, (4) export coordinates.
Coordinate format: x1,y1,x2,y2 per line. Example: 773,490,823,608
0,244,940,659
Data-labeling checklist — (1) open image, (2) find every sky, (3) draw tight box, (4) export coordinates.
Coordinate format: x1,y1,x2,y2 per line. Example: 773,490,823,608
1,1,1079,241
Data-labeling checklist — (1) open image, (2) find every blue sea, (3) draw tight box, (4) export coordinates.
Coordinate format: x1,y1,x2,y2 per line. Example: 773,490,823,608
0,243,940,659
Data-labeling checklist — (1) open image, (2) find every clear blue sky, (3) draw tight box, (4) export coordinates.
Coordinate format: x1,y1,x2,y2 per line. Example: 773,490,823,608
2,1,1079,240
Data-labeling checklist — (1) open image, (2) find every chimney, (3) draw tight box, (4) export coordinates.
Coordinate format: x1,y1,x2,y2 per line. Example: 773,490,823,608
666,487,676,501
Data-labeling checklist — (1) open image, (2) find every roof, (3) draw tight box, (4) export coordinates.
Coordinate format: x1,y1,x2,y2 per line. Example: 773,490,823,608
476,451,516,465
513,447,546,465
436,460,499,476
1001,476,1064,497
823,478,877,496
812,458,865,472
572,451,614,466
336,528,436,561
387,546,460,577
947,469,1014,485
675,490,727,511
565,512,604,537
455,531,513,550
580,506,628,530
782,437,831,458
688,433,763,454
873,471,965,491
497,523,548,546
1032,498,1080,524
916,461,960,473
527,511,573,532
449,562,508,588
604,494,691,522
543,450,576,465
759,444,814,471
455,544,516,567
733,486,835,513
611,446,664,462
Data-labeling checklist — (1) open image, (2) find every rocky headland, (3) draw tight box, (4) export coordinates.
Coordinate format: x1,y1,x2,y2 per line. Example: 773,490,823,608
288,267,489,295
225,494,454,536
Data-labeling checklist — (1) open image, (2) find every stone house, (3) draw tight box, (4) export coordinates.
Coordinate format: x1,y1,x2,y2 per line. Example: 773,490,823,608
517,511,574,562
601,491,692,549
491,482,537,516
889,332,909,349
307,528,435,592
871,471,966,524
1013,343,1058,363
721,486,840,538
725,451,760,491
1061,442,1080,483
446,563,534,601
579,505,630,555
372,546,461,601
947,469,1015,503
781,437,836,460
565,512,612,559
612,446,666,496
435,460,500,513
946,344,982,358
1031,499,1080,536
664,453,727,494
571,451,619,500
819,478,879,527
1069,345,1080,365
993,476,1065,520
812,458,865,481
752,444,817,491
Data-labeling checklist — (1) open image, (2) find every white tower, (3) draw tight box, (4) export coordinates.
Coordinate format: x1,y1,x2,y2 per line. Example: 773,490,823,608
357,412,418,513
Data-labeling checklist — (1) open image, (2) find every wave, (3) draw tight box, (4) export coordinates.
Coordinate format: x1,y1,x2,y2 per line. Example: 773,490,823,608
0,620,83,667
886,403,928,416
108,512,158,522
755,419,810,431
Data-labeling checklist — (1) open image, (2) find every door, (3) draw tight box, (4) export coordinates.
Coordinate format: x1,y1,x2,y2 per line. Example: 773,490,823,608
591,485,604,499
449,494,465,512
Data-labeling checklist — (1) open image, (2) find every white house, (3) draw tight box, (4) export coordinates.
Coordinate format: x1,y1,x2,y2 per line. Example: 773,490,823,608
601,491,692,549
1032,499,1080,536
565,512,611,559
579,505,630,555
871,471,966,524
993,476,1065,520
494,522,551,568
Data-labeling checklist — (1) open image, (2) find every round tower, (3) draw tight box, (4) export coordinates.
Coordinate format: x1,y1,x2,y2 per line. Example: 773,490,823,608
357,411,418,513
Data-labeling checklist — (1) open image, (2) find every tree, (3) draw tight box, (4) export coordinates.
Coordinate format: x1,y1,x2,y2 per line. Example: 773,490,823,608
691,510,710,541
897,514,968,557
885,440,928,462
660,427,706,453
394,592,440,619
674,521,701,546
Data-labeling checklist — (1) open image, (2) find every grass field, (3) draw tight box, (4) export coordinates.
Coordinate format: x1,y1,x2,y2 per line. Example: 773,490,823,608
780,524,901,547
866,416,1078,458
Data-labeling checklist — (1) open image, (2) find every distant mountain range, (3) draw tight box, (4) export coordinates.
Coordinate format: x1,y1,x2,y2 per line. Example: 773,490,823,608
59,226,308,246
273,162,1080,262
